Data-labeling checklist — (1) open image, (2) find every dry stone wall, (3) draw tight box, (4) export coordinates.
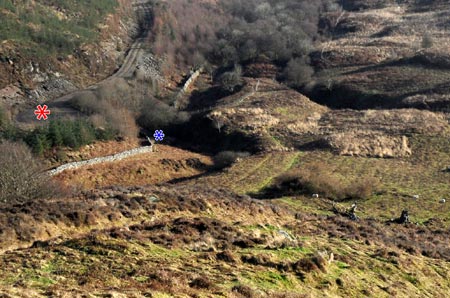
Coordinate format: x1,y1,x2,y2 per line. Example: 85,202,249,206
48,146,153,176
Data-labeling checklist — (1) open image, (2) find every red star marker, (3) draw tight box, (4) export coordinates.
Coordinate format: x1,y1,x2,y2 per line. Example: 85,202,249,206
34,104,51,120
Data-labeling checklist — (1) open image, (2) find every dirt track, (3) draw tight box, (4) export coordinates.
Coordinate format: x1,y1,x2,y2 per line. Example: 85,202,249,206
15,1,152,126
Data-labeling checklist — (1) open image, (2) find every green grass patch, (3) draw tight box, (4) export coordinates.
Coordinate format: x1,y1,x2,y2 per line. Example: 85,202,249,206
134,276,149,283
243,270,296,290
336,261,351,269
404,273,420,286
30,276,56,288
275,107,290,115
278,137,450,226
145,243,187,259
17,269,56,288
240,246,312,262
278,197,333,216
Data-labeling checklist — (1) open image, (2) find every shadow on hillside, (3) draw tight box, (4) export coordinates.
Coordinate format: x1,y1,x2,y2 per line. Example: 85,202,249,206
185,86,233,111
166,169,220,185
167,113,260,155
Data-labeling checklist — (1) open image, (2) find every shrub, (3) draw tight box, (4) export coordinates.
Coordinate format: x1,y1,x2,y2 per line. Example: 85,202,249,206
189,276,213,289
213,40,239,66
95,78,131,107
293,253,328,274
0,141,61,204
292,257,319,273
138,99,190,131
106,107,139,139
69,91,100,115
213,151,249,169
232,285,255,298
284,57,314,87
216,250,236,263
272,164,344,199
218,64,243,92
346,177,380,200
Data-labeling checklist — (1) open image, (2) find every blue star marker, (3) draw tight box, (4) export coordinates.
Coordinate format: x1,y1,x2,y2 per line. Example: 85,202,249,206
153,130,165,141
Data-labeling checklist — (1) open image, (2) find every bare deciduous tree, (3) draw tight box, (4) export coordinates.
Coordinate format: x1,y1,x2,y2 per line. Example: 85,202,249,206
213,118,224,133
207,114,225,133
0,141,59,204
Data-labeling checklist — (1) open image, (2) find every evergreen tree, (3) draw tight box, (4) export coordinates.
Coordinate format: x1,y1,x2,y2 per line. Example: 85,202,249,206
60,122,79,148
30,134,45,156
49,121,63,147
75,120,95,145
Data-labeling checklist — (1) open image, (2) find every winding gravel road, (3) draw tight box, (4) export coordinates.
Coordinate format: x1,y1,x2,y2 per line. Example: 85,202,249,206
16,1,152,126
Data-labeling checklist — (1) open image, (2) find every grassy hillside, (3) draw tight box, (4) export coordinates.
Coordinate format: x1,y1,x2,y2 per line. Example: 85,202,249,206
0,0,133,91
0,1,449,297
0,0,118,57
0,184,449,297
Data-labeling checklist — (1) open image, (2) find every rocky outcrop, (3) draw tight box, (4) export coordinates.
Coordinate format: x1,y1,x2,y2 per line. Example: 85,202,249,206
135,55,165,83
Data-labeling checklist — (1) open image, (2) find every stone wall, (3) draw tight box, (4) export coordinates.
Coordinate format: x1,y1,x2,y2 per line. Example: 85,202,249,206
48,146,153,176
